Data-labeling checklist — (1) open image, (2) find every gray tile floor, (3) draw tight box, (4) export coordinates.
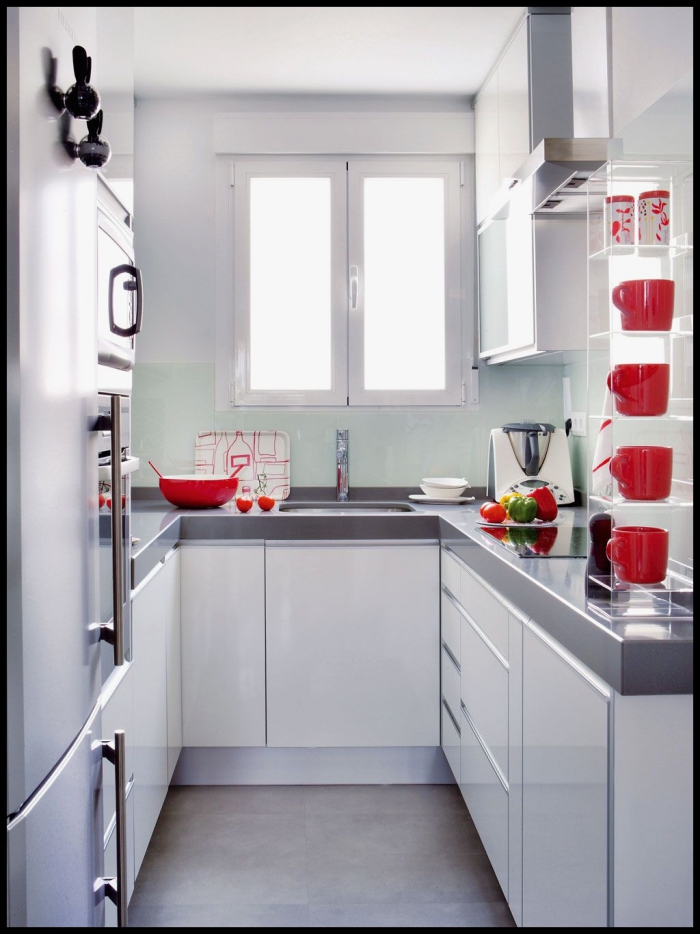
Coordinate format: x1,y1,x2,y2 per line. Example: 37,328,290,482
129,785,515,928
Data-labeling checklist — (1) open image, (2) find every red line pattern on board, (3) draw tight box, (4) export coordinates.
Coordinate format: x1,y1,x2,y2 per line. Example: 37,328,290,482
194,430,291,498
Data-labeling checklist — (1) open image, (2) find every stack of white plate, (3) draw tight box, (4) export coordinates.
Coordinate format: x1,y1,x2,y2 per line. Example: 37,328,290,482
418,477,471,500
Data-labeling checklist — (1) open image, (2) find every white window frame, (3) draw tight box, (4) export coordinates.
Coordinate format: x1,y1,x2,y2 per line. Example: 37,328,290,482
232,158,348,406
220,155,464,408
347,158,462,406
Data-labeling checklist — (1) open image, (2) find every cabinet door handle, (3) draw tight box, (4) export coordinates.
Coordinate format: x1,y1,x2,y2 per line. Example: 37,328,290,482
100,396,125,666
108,264,144,338
349,265,359,310
100,730,128,927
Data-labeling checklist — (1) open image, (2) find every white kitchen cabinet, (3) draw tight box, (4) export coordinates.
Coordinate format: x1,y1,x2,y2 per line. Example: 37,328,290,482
460,705,509,899
460,613,508,780
521,620,610,928
165,548,182,782
180,544,265,747
473,12,574,224
441,700,460,784
132,549,180,876
265,543,439,747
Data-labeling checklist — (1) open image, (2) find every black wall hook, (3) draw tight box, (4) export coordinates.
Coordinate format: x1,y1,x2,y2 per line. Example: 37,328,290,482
63,45,101,120
76,109,111,169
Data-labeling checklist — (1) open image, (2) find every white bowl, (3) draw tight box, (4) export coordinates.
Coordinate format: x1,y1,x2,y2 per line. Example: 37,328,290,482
421,476,469,489
420,482,469,498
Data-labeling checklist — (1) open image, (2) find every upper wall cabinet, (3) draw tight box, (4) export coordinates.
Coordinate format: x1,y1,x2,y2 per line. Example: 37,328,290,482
95,8,135,213
474,12,574,225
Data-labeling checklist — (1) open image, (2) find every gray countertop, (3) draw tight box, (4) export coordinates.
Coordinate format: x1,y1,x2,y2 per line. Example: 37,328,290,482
130,489,693,696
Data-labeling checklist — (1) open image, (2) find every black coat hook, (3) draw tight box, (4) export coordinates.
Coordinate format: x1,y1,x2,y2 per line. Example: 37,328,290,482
63,45,100,120
76,109,111,169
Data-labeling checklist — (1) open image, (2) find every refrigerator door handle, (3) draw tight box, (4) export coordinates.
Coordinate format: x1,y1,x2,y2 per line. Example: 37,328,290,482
100,395,125,665
100,730,128,927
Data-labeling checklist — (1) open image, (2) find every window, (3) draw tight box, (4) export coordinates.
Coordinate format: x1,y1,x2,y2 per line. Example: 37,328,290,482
228,157,463,406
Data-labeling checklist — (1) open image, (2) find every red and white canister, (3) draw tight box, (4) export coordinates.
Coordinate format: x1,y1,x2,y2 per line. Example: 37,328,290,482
604,194,635,246
637,189,671,245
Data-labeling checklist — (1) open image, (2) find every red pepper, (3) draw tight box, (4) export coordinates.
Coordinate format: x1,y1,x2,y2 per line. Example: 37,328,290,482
529,527,559,555
527,487,558,522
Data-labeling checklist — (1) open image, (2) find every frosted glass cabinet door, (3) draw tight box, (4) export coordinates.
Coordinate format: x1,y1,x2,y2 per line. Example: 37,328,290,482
266,544,439,747
180,545,266,747
474,69,501,224
522,623,610,928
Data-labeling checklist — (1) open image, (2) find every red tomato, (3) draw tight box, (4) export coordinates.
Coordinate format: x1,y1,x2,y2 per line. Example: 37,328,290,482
236,497,253,513
99,493,106,509
106,495,126,511
258,495,275,511
481,502,507,524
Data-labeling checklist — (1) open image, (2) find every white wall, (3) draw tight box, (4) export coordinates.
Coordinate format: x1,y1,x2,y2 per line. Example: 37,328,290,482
610,7,693,136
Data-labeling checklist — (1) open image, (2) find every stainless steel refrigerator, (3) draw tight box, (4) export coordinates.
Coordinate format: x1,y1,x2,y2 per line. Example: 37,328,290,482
7,8,137,926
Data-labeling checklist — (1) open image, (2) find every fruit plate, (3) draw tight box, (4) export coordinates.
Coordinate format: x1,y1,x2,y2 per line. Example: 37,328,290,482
476,518,558,528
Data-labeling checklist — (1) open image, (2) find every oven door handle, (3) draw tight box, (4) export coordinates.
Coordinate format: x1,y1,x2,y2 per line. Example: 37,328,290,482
100,395,125,666
108,264,143,339
98,456,140,483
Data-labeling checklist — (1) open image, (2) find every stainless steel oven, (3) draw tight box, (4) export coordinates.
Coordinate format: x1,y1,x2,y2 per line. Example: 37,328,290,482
97,394,139,685
97,174,143,396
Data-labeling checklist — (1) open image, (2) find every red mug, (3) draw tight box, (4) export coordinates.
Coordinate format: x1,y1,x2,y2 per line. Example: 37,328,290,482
607,363,670,416
606,526,669,585
611,279,675,331
610,445,673,501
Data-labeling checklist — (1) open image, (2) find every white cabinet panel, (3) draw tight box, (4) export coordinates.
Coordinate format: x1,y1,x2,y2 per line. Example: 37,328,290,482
104,786,135,927
460,563,509,660
132,561,169,876
441,701,460,785
460,706,509,900
440,548,461,601
496,18,530,182
180,545,265,747
441,645,461,722
266,544,439,747
474,69,501,223
164,550,182,781
507,613,523,927
522,622,609,928
461,616,508,780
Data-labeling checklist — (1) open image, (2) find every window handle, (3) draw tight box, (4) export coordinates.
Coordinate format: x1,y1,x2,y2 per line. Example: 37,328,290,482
349,265,359,310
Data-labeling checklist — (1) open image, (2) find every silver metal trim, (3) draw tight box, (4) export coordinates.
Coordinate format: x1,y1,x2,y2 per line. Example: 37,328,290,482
442,698,461,736
103,775,135,848
441,583,509,671
441,640,461,674
461,702,509,794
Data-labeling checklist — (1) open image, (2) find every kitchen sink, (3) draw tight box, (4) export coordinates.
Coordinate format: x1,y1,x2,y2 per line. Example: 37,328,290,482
278,502,417,515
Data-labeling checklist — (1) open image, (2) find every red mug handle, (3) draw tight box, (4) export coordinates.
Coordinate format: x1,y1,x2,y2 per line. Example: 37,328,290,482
606,537,624,565
609,453,629,483
611,283,631,318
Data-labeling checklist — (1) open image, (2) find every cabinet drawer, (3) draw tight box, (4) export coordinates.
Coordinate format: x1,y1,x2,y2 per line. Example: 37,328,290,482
460,564,509,660
441,645,461,720
441,548,462,600
440,590,461,664
460,706,509,901
441,700,460,785
461,617,508,780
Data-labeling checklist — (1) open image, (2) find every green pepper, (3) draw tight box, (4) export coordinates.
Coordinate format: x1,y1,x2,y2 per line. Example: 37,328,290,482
506,526,539,547
507,495,538,523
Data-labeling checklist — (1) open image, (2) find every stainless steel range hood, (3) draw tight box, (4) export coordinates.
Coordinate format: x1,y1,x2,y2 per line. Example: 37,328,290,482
499,137,611,216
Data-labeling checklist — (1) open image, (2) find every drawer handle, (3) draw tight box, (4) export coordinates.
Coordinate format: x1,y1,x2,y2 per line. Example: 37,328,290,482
442,698,461,735
460,702,509,794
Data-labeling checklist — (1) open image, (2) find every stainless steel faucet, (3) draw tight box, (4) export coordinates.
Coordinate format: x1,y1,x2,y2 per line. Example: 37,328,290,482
336,429,349,501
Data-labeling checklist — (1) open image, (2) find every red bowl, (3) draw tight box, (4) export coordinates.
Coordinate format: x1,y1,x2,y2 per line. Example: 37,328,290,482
158,475,239,509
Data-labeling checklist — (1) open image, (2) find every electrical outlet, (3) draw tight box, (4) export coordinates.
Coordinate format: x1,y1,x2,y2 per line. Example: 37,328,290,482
571,412,587,437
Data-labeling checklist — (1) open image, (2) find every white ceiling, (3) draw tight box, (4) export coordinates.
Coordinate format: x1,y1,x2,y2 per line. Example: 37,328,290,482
134,7,525,100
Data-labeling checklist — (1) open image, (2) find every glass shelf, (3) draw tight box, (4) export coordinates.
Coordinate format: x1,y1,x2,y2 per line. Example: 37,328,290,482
589,243,693,261
586,158,693,623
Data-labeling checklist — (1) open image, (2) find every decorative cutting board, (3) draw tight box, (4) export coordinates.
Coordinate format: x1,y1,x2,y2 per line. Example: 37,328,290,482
195,430,291,499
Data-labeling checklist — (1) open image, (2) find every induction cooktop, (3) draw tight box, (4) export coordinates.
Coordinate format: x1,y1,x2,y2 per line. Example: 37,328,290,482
479,523,588,558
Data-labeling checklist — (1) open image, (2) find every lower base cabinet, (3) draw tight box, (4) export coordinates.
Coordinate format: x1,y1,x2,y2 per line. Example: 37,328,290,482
521,620,609,928
266,543,439,747
132,547,181,876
